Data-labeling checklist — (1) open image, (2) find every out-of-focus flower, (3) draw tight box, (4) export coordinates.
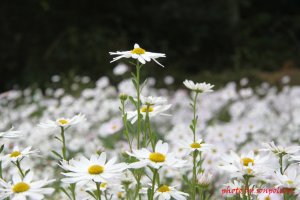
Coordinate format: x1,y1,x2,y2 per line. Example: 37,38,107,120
60,153,127,184
0,127,23,139
183,80,214,93
127,140,186,169
0,172,55,200
38,113,86,129
164,76,175,85
274,168,300,188
98,118,123,136
109,43,166,67
1,146,39,166
260,141,300,156
113,63,129,76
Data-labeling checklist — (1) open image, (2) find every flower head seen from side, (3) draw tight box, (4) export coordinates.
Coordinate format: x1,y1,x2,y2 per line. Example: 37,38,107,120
0,172,55,200
0,127,23,139
153,185,189,200
274,167,300,189
180,139,213,155
60,153,127,185
260,141,300,156
38,113,86,129
127,140,186,169
109,43,166,67
183,80,214,93
126,96,171,123
1,146,39,166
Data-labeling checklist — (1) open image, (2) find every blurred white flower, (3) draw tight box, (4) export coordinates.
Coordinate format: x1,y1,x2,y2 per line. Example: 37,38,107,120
113,63,129,76
0,127,23,139
164,76,175,85
197,172,213,187
38,113,86,129
99,118,123,136
127,140,186,169
0,172,55,200
183,80,214,93
110,43,166,67
274,168,300,188
61,153,127,184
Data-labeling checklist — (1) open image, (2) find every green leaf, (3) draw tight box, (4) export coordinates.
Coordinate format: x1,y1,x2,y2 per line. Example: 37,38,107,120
60,187,72,200
51,150,63,159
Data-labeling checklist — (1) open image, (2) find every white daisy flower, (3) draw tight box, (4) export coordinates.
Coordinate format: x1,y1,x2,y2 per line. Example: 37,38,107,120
0,127,23,139
257,193,283,200
219,151,271,179
261,141,300,155
274,168,299,188
183,80,214,93
0,172,55,200
1,146,39,166
98,118,123,136
153,184,189,200
60,153,127,184
127,140,186,169
127,96,171,123
113,63,129,76
109,43,166,67
38,113,86,129
180,139,213,155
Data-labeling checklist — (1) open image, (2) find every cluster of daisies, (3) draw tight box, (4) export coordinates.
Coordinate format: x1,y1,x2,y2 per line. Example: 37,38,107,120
0,43,300,199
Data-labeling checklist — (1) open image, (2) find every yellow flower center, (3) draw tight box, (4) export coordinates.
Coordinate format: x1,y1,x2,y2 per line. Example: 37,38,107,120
112,125,118,130
10,151,21,158
264,196,271,200
117,192,123,198
190,142,201,149
246,168,253,174
149,152,166,163
158,185,170,193
88,165,104,174
241,157,254,166
100,182,107,188
58,119,69,125
287,180,294,185
131,47,145,55
12,182,30,193
140,106,154,113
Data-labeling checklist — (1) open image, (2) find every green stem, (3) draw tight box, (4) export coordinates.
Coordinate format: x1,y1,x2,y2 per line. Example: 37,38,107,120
136,61,141,149
244,176,251,200
151,169,158,200
0,161,2,179
146,105,155,151
192,151,197,200
279,153,284,175
60,126,67,160
121,100,132,152
96,182,102,200
15,160,25,178
192,92,199,142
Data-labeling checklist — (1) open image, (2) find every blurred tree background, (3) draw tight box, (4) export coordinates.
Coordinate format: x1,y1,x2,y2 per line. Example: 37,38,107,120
1,0,300,91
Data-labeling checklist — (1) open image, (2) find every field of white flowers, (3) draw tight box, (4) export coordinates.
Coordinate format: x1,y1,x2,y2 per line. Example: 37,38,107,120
1,44,300,200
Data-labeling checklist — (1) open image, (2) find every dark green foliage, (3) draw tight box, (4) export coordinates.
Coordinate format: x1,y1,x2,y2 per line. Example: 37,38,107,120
0,0,300,91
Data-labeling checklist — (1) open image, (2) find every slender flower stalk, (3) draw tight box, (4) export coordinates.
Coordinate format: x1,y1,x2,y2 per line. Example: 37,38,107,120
119,93,132,152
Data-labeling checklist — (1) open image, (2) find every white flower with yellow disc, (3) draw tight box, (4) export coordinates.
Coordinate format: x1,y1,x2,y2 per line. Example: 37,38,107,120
153,184,189,200
180,139,213,155
0,172,55,200
127,140,186,169
0,146,39,166
109,43,166,67
183,80,214,93
60,153,127,184
127,96,171,123
38,113,86,129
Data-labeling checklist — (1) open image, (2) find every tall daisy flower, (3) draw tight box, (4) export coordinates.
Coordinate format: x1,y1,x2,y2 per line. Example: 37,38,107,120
127,140,186,169
183,80,214,93
109,43,166,67
0,172,55,199
0,127,23,139
126,96,171,123
60,153,127,184
38,113,86,129
180,139,213,155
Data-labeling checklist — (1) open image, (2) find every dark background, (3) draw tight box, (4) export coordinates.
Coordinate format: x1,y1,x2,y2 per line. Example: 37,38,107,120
1,0,300,91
